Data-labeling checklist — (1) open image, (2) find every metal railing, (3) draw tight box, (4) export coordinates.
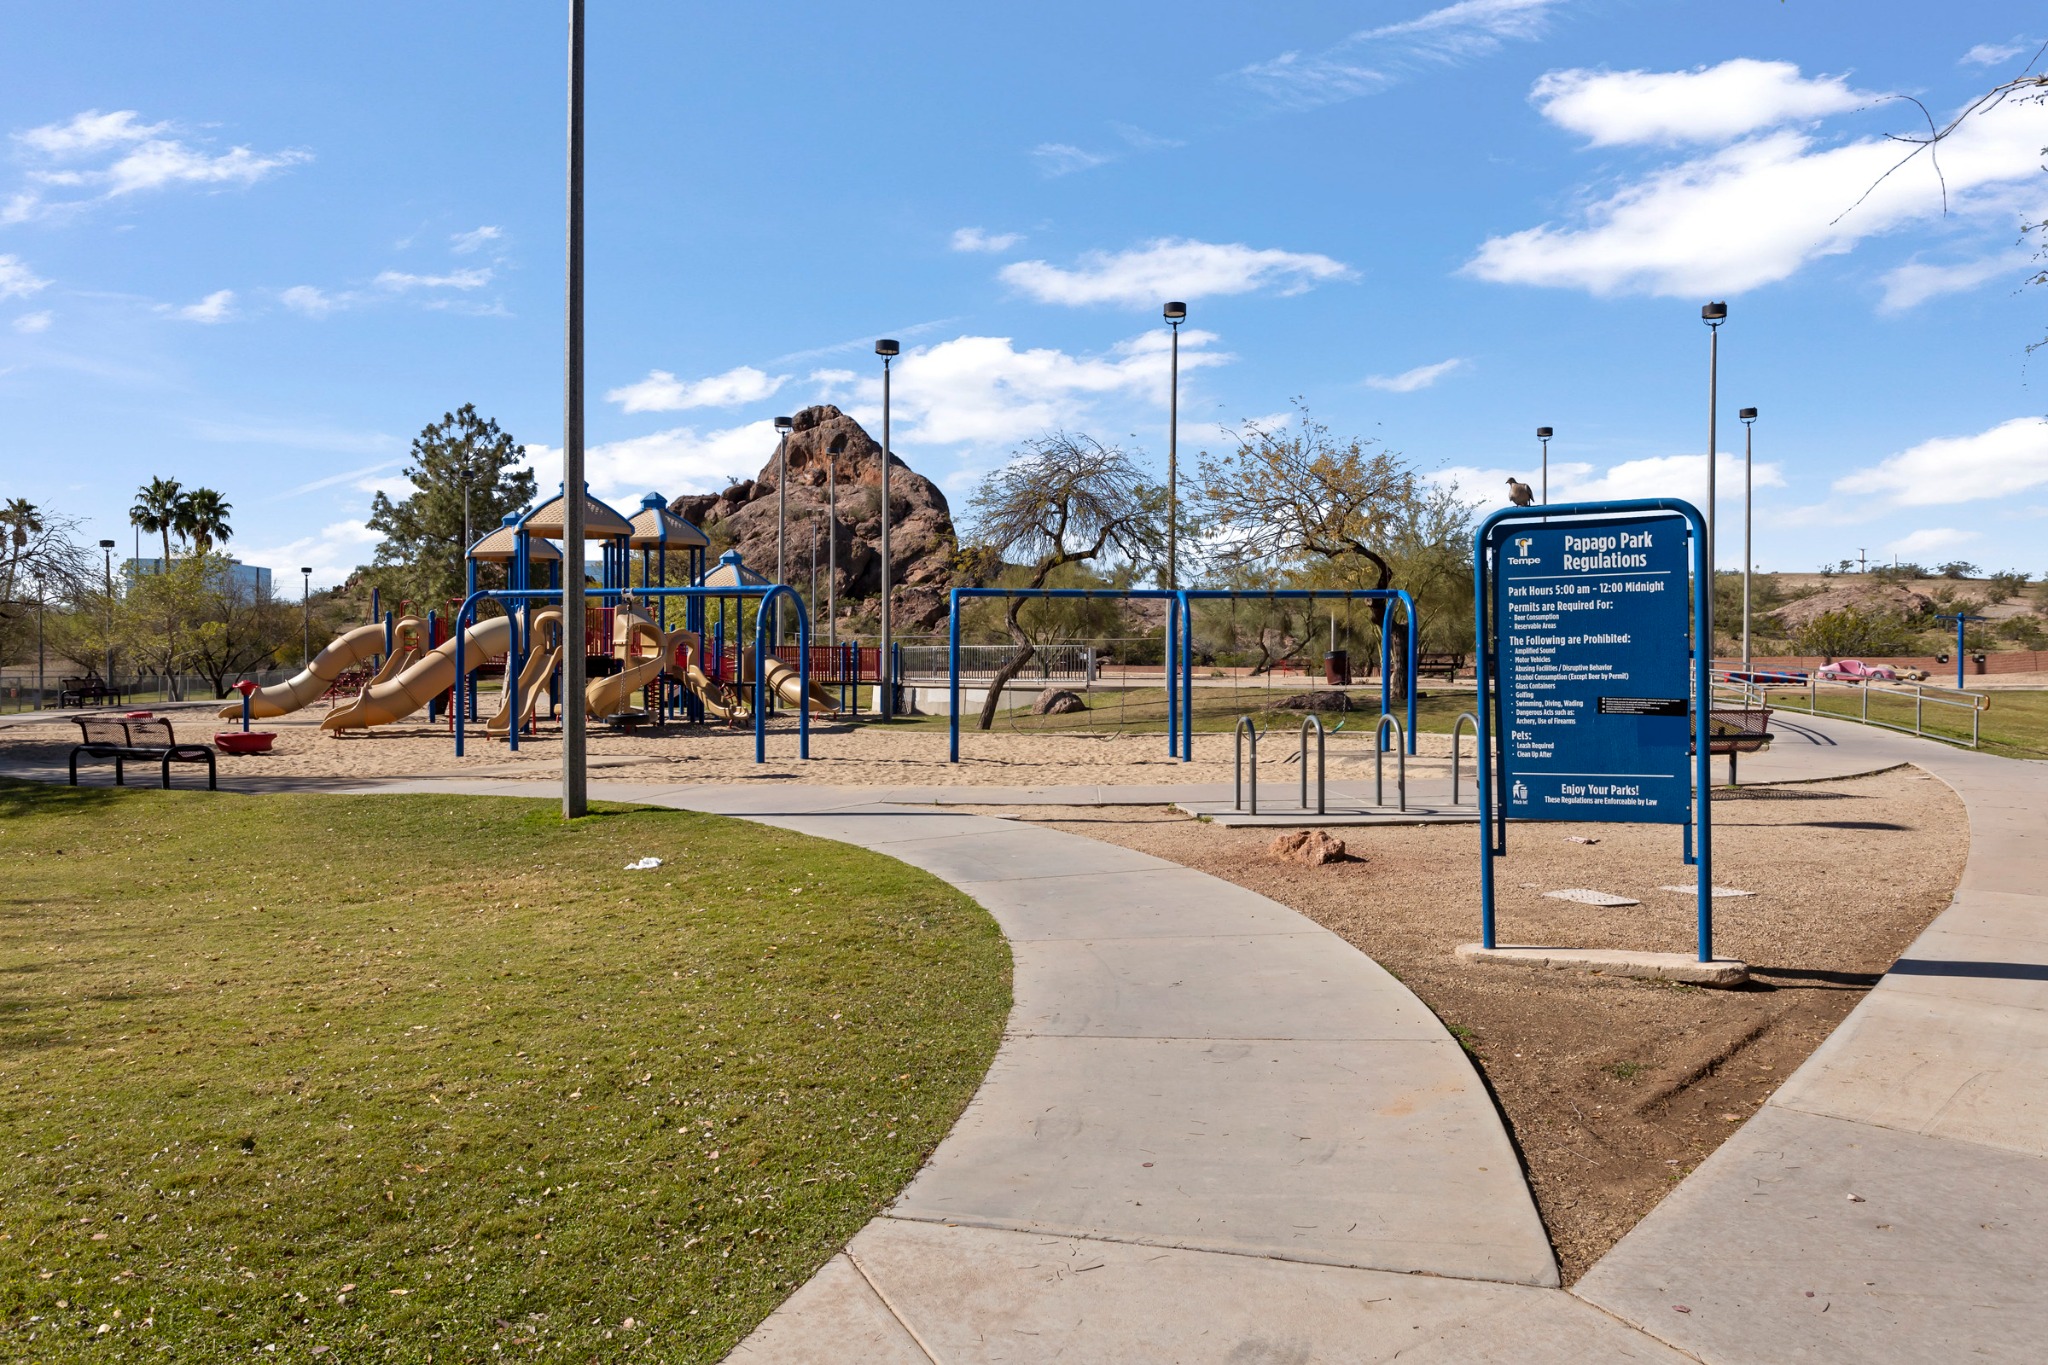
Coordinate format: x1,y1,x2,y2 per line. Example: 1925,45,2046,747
1714,669,1988,749
902,642,1095,683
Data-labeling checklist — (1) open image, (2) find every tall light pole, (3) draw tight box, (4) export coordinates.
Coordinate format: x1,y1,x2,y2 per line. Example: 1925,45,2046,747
561,0,588,818
826,446,837,653
875,338,899,718
301,566,313,668
1536,426,1553,505
1163,301,1186,588
1702,301,1726,665
1739,408,1757,670
774,414,793,645
34,571,45,708
99,539,116,691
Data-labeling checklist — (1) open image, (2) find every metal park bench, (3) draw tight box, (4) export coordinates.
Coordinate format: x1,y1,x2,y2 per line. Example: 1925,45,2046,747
1707,705,1773,785
68,716,217,790
57,676,119,708
1417,651,1467,682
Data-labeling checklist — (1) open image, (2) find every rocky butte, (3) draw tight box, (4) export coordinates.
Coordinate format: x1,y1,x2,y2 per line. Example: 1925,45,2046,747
671,404,958,631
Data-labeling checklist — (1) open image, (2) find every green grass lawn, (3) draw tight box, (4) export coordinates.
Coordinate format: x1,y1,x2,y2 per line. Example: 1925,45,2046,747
0,782,1008,1361
1777,685,2048,758
893,684,1478,737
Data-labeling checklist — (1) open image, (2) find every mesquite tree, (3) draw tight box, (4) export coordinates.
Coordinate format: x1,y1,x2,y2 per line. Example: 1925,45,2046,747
963,433,1163,730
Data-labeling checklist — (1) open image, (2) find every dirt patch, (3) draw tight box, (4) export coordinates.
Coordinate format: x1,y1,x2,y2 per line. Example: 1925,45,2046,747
967,767,1966,1283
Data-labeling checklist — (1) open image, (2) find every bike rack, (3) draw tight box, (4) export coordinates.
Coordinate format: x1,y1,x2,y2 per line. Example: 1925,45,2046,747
1299,714,1326,814
1375,713,1407,811
1451,711,1479,806
1234,715,1259,814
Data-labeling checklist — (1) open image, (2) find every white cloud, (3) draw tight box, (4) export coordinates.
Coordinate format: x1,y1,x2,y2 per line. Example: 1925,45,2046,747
167,289,235,324
1834,416,2048,507
1879,251,2030,311
1001,237,1354,307
234,519,380,591
834,328,1230,447
1466,81,2048,296
375,268,491,292
279,284,342,317
1888,527,1981,557
1532,60,1871,147
1962,41,2033,67
606,364,787,414
12,309,52,334
951,226,1024,253
1031,143,1113,177
6,109,308,222
1365,357,1467,392
191,416,402,457
0,254,50,300
1431,453,1783,516
1237,0,1563,111
450,225,502,254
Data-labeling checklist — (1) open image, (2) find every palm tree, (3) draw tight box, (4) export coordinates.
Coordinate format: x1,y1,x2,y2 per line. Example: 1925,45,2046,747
179,487,233,556
130,477,184,567
0,498,41,601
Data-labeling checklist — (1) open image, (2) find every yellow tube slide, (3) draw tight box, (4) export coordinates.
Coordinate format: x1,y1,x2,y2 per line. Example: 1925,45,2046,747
217,619,414,720
322,616,513,732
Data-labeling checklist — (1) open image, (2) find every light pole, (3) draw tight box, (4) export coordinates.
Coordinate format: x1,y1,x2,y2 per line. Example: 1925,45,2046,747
1164,301,1186,589
1536,426,1552,505
1739,408,1757,670
98,539,116,692
34,571,45,709
561,0,588,819
876,338,899,718
826,444,837,653
774,414,793,645
1702,301,1726,664
301,566,313,668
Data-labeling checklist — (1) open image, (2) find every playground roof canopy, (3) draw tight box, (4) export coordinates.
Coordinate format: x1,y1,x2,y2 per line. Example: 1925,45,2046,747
518,486,634,540
468,525,562,562
698,549,772,588
629,494,710,550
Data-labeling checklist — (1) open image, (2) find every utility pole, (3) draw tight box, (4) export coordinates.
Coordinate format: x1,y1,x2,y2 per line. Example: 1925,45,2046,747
1164,301,1186,589
1702,301,1726,665
876,339,899,718
561,0,588,818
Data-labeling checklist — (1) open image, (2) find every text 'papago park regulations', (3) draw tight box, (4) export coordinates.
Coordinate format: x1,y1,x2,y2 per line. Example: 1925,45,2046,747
1494,515,1691,824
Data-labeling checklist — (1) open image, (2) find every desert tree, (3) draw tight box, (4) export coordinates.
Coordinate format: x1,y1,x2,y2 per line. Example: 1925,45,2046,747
366,404,537,607
962,432,1164,730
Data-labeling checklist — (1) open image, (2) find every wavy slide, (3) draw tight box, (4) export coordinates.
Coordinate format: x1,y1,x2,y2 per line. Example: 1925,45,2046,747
217,619,415,721
488,609,564,736
322,616,514,732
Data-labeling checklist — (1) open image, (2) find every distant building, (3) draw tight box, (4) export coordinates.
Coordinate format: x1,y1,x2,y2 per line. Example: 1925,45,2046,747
125,558,275,599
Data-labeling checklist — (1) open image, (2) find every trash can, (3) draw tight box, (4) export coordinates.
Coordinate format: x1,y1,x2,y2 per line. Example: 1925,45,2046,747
1324,650,1351,685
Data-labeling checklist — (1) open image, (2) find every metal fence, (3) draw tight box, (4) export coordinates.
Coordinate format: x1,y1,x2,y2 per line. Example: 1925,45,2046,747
898,643,1097,684
1714,670,1988,748
0,668,298,714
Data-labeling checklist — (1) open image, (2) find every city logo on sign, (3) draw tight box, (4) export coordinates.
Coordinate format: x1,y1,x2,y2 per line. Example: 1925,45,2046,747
1505,536,1541,567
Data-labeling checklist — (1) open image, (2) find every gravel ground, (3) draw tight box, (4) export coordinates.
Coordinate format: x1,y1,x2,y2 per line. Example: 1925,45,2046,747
964,766,1967,1283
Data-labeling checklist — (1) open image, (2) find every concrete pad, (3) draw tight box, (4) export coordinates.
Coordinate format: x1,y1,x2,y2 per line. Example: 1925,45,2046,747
725,1252,929,1363
1873,928,2048,1011
1772,987,2048,1158
1923,889,2048,948
949,867,1315,941
1011,932,1445,1041
737,808,1009,847
809,1219,1687,1364
1456,943,1749,986
1575,1105,2048,1365
890,1034,1556,1286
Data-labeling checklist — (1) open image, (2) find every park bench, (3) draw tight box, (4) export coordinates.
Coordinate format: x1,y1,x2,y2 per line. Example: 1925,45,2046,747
68,716,217,790
1707,705,1773,785
1418,651,1467,682
57,676,119,708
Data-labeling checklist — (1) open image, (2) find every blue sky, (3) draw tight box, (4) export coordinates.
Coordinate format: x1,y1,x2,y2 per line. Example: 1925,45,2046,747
3,1,2046,587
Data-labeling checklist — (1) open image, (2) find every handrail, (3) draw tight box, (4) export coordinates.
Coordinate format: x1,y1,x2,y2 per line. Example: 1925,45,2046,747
1374,713,1407,811
1450,711,1478,806
1723,668,1990,749
1299,714,1325,814
1234,716,1258,814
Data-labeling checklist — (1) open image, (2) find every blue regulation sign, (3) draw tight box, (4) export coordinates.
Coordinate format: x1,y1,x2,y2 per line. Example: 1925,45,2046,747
1494,514,1692,824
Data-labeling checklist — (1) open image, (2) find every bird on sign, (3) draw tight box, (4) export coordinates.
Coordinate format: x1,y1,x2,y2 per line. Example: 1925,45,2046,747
1506,477,1534,507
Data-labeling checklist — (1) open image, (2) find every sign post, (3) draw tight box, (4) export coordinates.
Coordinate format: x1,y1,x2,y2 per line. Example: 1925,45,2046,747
1474,499,1718,963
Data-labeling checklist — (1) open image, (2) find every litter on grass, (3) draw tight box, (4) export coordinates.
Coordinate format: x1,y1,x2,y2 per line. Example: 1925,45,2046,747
625,857,664,871
1657,884,1756,898
1542,888,1641,907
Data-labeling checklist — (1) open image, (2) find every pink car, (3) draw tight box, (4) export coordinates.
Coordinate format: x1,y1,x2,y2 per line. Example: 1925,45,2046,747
1816,659,1900,682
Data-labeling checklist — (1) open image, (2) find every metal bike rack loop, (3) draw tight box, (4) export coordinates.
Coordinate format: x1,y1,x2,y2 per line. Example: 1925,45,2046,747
1299,714,1326,814
1374,713,1407,812
1451,711,1479,806
1234,715,1259,814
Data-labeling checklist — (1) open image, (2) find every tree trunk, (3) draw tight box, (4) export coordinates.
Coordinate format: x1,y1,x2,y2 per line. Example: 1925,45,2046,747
975,597,1036,730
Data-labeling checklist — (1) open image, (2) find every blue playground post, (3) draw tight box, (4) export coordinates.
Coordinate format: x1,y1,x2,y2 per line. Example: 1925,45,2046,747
1936,611,1988,691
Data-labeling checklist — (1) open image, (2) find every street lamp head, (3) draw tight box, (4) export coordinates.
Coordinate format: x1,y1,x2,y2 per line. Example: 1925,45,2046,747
1536,426,1552,440
98,539,116,549
1163,301,1187,323
773,415,793,433
300,566,312,576
1739,407,1758,421
874,338,899,358
1701,301,1728,324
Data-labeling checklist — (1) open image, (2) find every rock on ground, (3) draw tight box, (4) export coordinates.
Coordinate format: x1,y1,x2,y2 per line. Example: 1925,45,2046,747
1269,829,1348,865
1031,688,1089,716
